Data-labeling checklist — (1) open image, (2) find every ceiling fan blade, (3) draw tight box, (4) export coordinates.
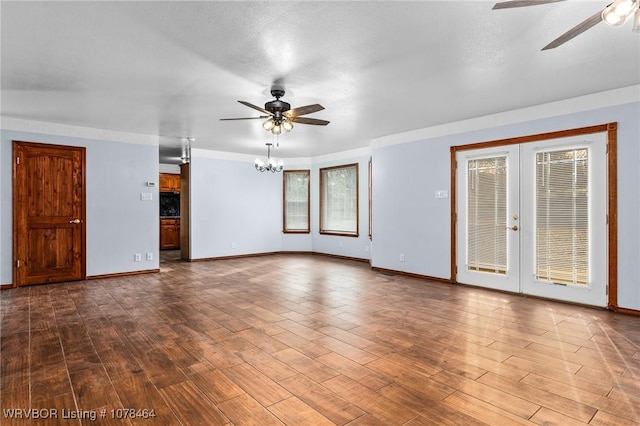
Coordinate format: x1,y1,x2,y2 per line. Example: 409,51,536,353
284,104,325,118
292,117,330,126
238,100,272,116
542,10,603,50
220,116,269,121
493,0,566,9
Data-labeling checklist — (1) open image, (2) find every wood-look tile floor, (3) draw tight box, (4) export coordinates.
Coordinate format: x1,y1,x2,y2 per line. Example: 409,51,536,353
2,253,640,425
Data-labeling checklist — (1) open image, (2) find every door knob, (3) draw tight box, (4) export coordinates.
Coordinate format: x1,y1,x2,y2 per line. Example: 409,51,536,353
69,219,81,224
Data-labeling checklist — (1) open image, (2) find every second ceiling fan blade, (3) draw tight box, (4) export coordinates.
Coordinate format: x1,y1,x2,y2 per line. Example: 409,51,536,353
493,0,566,10
292,117,330,126
285,104,325,117
542,10,603,50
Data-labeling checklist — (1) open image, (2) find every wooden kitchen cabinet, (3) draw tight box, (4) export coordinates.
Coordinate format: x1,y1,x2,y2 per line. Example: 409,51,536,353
160,219,180,250
159,173,180,192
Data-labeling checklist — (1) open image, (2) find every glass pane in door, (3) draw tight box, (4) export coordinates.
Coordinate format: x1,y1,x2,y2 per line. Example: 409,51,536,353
467,157,507,274
535,148,589,286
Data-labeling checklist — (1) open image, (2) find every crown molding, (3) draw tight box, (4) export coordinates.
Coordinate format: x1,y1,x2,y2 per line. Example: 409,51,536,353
371,85,640,149
0,116,159,146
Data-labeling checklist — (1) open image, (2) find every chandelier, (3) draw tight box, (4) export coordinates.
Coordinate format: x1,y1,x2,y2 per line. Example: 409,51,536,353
254,143,283,173
602,0,640,30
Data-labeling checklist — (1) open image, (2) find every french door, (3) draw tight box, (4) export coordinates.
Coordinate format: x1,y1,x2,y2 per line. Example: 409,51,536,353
456,132,608,307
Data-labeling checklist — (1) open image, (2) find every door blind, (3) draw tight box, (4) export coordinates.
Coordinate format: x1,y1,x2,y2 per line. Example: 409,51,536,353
467,157,507,274
535,148,589,286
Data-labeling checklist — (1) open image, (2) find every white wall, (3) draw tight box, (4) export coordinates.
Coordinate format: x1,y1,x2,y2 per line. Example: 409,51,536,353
0,121,160,283
187,150,372,262
371,138,451,276
371,87,640,310
189,150,283,259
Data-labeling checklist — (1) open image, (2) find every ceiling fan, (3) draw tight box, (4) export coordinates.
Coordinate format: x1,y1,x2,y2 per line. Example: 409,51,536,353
493,0,640,50
220,88,329,135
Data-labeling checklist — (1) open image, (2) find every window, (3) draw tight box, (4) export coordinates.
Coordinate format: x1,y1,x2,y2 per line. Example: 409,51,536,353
283,170,310,233
320,163,359,236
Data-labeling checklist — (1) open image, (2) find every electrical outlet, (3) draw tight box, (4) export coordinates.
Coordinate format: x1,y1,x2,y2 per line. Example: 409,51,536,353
400,253,405,262
140,192,153,201
146,252,153,261
134,253,142,262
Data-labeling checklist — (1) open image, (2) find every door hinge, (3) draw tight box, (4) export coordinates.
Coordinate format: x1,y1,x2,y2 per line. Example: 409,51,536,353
16,156,20,165
606,214,609,225
606,144,609,154
16,259,20,268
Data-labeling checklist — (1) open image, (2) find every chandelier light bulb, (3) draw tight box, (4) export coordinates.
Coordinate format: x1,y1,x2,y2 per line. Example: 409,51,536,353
282,119,293,132
272,124,282,135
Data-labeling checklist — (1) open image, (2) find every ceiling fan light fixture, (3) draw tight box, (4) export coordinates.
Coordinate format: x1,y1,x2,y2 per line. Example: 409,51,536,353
282,118,293,132
602,0,638,26
262,118,275,131
272,124,282,135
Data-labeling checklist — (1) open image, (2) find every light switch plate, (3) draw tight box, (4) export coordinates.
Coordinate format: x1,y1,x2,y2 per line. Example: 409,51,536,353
435,190,449,199
140,192,153,201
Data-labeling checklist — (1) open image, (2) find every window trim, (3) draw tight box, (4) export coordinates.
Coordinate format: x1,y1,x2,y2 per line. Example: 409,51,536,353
319,163,359,237
282,169,311,234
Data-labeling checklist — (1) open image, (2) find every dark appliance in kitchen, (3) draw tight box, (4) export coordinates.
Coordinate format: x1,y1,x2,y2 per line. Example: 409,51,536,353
160,192,180,218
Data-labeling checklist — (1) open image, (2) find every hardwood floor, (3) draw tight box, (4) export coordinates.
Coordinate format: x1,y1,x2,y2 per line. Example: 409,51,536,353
2,253,640,425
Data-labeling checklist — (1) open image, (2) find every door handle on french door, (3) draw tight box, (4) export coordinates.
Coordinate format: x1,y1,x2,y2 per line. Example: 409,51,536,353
507,225,518,231
69,219,81,224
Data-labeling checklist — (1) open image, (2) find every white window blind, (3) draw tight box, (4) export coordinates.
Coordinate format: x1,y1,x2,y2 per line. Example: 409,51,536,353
467,157,507,274
536,148,589,285
284,170,310,232
320,164,358,235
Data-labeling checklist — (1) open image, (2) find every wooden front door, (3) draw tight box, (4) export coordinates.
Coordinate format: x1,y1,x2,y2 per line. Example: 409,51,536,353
13,141,86,286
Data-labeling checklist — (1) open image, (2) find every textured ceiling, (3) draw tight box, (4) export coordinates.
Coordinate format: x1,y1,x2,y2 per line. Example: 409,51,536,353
1,1,639,163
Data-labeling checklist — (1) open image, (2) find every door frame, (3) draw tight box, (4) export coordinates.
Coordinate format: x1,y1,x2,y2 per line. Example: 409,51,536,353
450,123,618,310
12,140,87,287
